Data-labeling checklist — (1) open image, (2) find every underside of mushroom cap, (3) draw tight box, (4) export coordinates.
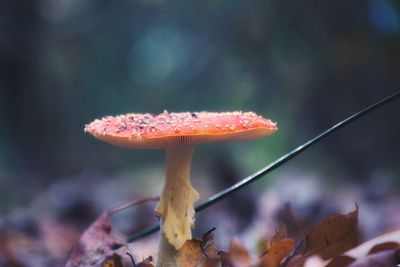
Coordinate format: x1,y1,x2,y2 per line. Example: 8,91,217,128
84,111,277,148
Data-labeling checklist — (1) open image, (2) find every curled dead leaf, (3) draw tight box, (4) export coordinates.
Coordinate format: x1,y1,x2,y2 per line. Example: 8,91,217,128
66,197,158,267
304,208,358,260
347,249,400,267
324,230,400,267
285,208,359,267
368,242,399,255
345,229,400,259
179,228,218,267
257,238,295,267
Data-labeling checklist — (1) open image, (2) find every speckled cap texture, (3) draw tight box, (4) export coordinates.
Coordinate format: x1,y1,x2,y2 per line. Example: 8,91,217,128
85,111,277,149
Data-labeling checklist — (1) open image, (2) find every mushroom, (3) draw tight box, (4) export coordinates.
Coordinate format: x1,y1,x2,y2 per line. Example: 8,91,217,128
85,111,277,266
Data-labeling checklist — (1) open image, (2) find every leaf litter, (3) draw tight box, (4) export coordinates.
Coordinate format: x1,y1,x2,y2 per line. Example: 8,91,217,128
63,200,400,267
65,197,159,267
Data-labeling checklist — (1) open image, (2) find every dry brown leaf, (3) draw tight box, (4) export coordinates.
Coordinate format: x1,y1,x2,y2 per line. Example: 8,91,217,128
304,208,358,260
66,212,125,267
368,242,399,254
345,229,400,259
66,197,158,267
324,229,400,267
268,227,288,247
137,256,155,267
218,251,234,267
179,228,218,267
218,238,253,267
137,263,154,267
257,238,295,267
285,254,303,267
325,244,400,267
228,238,252,266
202,257,221,267
325,255,355,267
347,249,400,267
258,226,288,254
102,254,124,267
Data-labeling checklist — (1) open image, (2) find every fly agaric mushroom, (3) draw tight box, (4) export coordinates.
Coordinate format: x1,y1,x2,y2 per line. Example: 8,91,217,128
85,111,277,266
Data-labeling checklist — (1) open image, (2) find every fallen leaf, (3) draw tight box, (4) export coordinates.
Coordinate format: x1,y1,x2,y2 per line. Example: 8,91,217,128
325,255,355,267
66,197,158,267
257,238,295,267
102,254,124,267
345,229,400,259
304,208,358,260
66,212,125,267
285,254,303,267
218,251,234,267
218,238,252,267
137,256,155,267
202,257,220,267
368,242,399,254
347,249,400,267
268,226,288,247
280,240,304,267
325,229,400,267
258,226,288,254
179,228,218,267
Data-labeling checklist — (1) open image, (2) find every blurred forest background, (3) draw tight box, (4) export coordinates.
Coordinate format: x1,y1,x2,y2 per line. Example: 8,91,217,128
1,0,400,265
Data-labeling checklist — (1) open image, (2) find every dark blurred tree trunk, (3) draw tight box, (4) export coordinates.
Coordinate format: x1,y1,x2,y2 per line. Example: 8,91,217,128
0,0,44,172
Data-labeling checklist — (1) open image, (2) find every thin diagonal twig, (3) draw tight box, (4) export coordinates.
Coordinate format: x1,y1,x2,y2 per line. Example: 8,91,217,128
280,240,304,267
127,90,400,243
108,196,160,215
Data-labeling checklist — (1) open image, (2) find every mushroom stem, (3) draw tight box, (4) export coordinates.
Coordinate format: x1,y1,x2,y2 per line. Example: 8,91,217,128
155,144,199,266
156,233,179,267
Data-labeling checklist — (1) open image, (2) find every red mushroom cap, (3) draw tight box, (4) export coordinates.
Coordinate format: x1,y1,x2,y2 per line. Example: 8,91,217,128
85,111,277,149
